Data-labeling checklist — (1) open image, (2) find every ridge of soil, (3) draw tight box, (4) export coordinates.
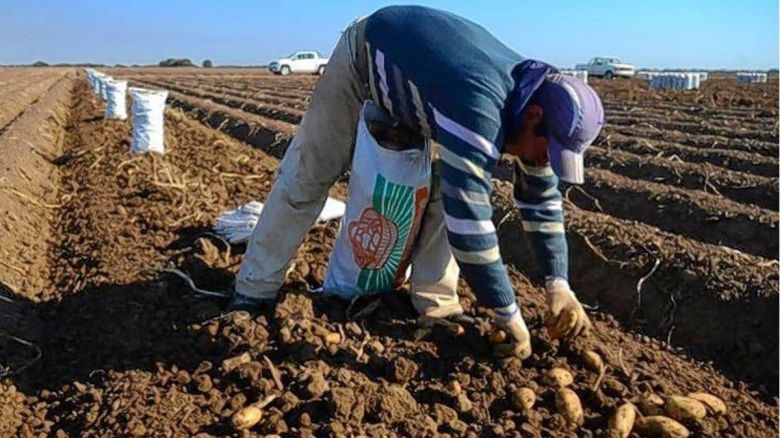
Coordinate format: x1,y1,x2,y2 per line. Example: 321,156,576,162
0,74,74,296
577,168,778,258
605,125,779,157
587,146,779,210
600,132,777,177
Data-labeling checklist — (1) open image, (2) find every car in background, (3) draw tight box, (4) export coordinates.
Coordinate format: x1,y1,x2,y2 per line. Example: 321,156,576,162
269,51,329,75
575,57,636,79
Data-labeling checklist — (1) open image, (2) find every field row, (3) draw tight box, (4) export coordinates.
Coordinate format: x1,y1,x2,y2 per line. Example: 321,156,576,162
0,69,71,133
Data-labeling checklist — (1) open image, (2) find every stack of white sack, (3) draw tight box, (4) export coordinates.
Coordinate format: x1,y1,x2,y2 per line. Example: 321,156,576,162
636,70,709,83
736,72,768,83
214,198,346,244
649,72,702,90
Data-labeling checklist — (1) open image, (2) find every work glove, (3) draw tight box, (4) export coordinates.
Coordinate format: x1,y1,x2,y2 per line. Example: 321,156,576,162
492,302,532,359
545,278,592,340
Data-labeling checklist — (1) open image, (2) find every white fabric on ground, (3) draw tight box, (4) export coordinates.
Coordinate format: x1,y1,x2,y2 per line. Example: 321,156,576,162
215,198,346,244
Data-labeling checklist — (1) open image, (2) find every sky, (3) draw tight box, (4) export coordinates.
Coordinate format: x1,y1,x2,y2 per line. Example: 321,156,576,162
1,0,777,69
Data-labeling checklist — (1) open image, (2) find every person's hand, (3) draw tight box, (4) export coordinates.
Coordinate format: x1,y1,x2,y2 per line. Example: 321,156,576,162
492,303,532,359
545,279,592,340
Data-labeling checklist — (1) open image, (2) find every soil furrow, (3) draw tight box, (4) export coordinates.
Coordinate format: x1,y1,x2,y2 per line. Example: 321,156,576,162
605,124,778,157
146,77,311,110
573,168,778,258
607,115,778,142
136,78,305,124
599,132,778,177
604,105,776,129
0,75,74,298
587,146,779,210
0,74,66,134
603,99,778,119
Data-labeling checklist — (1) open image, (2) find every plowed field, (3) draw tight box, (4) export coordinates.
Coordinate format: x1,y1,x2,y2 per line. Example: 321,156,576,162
0,67,777,437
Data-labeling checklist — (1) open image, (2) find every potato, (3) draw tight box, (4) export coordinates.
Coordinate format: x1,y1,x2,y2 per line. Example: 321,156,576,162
582,350,604,371
323,332,341,344
489,329,507,344
549,308,578,340
635,415,690,437
511,387,536,411
545,367,574,388
664,395,707,421
686,392,727,415
608,402,636,438
638,393,665,416
231,405,263,429
555,388,584,427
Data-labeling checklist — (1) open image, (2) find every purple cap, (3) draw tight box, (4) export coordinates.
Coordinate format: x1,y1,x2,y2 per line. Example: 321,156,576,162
532,74,605,184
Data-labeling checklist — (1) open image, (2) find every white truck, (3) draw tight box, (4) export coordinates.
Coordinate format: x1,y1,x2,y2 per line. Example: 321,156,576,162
269,51,329,75
575,57,636,79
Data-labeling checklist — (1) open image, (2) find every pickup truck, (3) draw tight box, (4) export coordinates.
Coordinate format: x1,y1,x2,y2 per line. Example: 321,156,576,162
269,51,329,75
575,57,636,79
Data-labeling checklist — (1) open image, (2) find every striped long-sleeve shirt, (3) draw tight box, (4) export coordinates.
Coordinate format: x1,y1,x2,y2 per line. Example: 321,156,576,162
364,6,568,308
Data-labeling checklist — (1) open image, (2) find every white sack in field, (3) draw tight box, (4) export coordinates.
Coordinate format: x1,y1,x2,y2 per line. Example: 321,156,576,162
105,80,128,120
214,198,345,244
99,76,111,100
129,87,168,154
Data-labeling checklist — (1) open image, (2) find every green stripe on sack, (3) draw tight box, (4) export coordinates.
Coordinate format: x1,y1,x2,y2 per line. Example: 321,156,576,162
357,175,416,292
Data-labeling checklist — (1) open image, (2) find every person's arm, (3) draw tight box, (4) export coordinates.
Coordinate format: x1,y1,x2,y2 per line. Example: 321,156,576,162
513,159,592,338
434,110,532,357
434,109,515,309
511,158,568,280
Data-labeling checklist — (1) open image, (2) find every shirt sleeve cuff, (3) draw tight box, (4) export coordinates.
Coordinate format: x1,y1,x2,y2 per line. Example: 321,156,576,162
546,259,569,281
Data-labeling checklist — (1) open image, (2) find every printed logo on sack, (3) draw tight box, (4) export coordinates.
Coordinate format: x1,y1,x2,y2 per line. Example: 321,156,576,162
348,175,428,292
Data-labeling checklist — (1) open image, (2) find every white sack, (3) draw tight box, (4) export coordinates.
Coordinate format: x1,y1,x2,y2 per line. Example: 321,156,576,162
129,87,168,154
649,72,701,90
99,76,111,100
105,79,128,120
91,73,101,94
322,101,431,300
93,74,102,95
214,198,345,244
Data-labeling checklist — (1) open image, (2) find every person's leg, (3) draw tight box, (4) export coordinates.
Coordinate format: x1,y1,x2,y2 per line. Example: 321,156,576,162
235,20,367,301
409,161,464,318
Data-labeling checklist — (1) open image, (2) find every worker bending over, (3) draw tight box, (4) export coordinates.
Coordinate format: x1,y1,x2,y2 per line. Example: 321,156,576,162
232,5,604,357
